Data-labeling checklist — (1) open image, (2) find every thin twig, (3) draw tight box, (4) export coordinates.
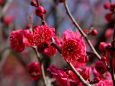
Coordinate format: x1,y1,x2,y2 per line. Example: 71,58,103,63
64,0,101,60
33,48,47,86
0,0,12,18
68,63,91,86
31,0,48,84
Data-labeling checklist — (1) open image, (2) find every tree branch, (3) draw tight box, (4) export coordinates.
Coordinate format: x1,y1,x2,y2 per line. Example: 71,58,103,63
33,48,47,86
0,0,12,18
64,0,101,60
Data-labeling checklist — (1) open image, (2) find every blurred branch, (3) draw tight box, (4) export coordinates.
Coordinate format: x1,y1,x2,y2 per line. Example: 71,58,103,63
0,0,12,18
109,0,112,5
33,48,51,86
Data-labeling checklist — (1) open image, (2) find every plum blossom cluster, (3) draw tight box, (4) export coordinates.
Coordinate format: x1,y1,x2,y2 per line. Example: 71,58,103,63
9,0,115,86
47,64,112,86
10,25,57,56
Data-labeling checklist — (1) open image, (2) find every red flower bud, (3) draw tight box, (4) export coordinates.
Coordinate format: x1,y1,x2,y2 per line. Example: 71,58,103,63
30,0,37,7
99,42,111,52
90,29,98,36
35,6,47,17
104,3,110,9
101,56,106,61
83,29,89,34
3,16,14,25
105,13,113,22
105,28,114,38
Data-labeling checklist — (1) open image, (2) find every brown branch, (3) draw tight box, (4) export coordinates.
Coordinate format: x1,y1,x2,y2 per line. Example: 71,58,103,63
64,0,101,60
33,48,47,86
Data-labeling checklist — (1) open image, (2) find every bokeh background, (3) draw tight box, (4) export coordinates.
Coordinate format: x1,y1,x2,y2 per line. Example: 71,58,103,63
0,0,115,86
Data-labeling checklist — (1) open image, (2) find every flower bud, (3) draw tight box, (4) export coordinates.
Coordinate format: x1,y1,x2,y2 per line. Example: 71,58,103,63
99,42,111,52
27,62,41,80
30,0,37,7
35,6,47,17
105,13,113,22
104,3,110,9
90,29,98,36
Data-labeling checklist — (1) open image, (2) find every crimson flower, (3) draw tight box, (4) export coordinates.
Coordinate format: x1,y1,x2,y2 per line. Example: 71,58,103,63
95,61,107,74
47,65,70,86
27,62,41,80
61,30,86,62
33,25,55,46
10,30,25,52
61,39,86,62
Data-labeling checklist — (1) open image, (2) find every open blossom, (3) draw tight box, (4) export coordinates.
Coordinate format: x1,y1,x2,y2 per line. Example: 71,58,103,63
47,65,70,86
61,30,86,62
10,30,25,52
63,30,80,41
95,61,107,74
33,25,55,46
27,62,41,80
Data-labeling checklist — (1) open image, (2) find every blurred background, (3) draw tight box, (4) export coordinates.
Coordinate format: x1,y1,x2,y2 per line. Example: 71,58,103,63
0,0,115,86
